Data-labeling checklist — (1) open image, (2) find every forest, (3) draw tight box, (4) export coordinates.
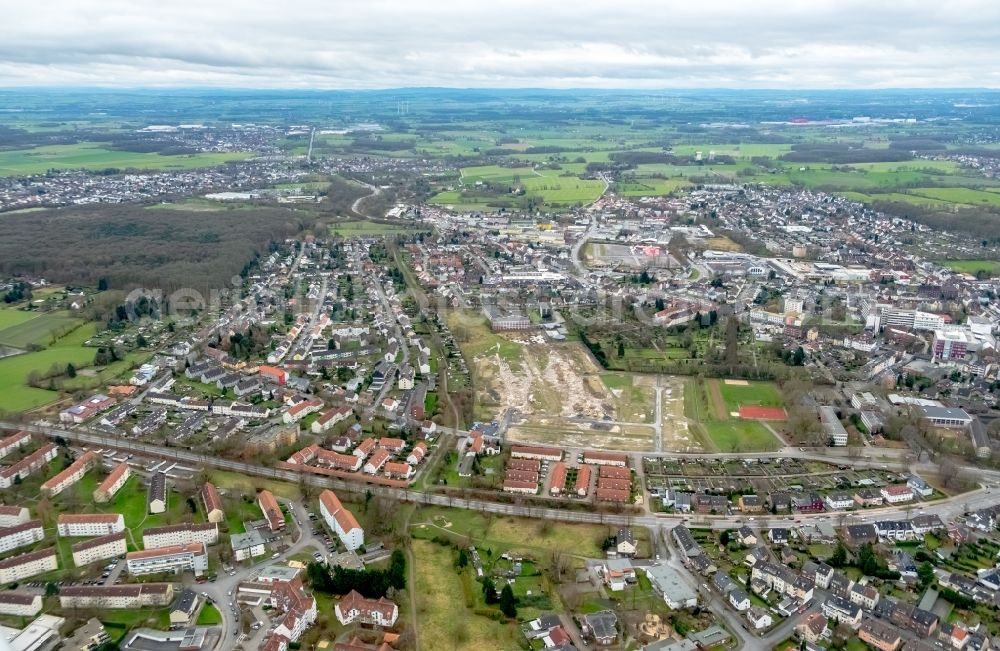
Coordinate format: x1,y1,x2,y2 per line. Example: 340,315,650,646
0,205,306,293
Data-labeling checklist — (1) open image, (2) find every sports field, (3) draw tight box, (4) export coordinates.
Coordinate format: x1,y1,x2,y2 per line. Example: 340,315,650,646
718,380,784,414
0,142,252,176
683,378,781,452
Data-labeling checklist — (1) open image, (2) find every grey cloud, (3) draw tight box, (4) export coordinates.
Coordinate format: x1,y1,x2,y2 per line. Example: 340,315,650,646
0,0,997,88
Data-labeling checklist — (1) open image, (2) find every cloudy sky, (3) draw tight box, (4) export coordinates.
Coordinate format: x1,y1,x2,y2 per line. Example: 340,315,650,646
2,0,998,89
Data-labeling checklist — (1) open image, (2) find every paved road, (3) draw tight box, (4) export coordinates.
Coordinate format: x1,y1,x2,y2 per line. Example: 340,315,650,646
197,499,325,651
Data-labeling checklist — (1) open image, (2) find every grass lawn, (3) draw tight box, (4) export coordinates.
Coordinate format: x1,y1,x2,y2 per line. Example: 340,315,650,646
413,539,522,650
0,142,252,176
938,260,1000,276
209,469,301,501
100,609,172,638
197,603,222,625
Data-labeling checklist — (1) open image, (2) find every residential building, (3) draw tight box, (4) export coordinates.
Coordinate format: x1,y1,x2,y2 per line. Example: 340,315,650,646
334,590,398,627
126,542,208,576
0,443,58,488
201,482,225,523
583,610,618,646
58,584,173,609
231,529,267,562
859,618,902,651
259,490,284,532
142,522,219,549
0,505,30,528
41,451,98,496
93,462,131,503
0,548,58,583
169,589,200,629
881,484,915,504
319,490,364,551
823,595,862,628
71,532,127,567
148,472,167,514
57,513,125,537
0,520,44,554
0,591,42,617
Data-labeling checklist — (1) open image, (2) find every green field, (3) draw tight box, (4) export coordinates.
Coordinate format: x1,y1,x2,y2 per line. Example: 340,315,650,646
670,143,794,159
0,312,82,348
683,379,781,452
907,187,1000,207
0,308,38,330
0,142,252,176
938,259,1000,275
718,381,784,413
329,220,420,236
614,177,691,197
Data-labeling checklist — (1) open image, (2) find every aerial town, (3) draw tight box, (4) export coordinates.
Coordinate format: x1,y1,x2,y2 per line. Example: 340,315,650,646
2,83,1000,651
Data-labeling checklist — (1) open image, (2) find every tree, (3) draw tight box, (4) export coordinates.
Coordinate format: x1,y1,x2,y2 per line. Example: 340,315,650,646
456,548,469,569
66,363,76,378
499,584,517,618
97,277,109,291
917,562,935,588
829,543,847,568
45,581,59,597
482,577,499,604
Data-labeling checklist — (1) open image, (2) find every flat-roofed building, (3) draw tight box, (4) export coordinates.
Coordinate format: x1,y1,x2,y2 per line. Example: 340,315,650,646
93,462,130,503
63,617,109,651
71,532,127,567
231,529,267,562
57,513,125,537
126,542,208,576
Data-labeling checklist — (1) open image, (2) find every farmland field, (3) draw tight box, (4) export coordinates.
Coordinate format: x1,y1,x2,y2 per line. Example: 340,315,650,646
0,308,38,330
938,259,1000,275
329,219,422,236
0,312,82,348
907,187,1000,207
0,142,252,176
